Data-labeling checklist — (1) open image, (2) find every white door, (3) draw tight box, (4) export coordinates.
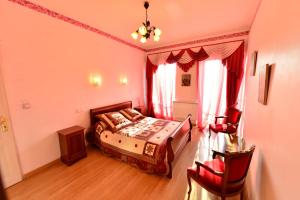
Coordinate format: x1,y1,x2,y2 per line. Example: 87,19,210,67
0,67,22,188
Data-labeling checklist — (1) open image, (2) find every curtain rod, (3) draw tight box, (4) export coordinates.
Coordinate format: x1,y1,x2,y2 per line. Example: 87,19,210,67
147,39,245,56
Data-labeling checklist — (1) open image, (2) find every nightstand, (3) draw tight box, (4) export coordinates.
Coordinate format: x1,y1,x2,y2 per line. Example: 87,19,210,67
133,106,146,116
57,126,87,165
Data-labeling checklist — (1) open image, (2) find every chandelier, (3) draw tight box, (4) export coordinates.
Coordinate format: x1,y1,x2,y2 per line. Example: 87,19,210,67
131,1,161,43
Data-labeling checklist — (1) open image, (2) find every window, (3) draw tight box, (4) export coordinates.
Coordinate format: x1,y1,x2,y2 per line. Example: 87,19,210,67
199,59,227,127
152,63,176,119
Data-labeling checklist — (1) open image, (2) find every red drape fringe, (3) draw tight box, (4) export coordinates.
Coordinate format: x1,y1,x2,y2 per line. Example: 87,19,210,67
166,50,185,63
222,43,245,108
166,47,209,72
187,48,209,61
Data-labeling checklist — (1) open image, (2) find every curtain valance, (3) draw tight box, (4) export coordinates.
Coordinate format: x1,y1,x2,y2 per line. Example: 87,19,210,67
147,40,243,72
165,48,209,72
146,41,245,116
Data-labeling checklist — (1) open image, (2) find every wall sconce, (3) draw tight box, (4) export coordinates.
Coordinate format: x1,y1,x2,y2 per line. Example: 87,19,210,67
89,73,102,86
120,76,128,85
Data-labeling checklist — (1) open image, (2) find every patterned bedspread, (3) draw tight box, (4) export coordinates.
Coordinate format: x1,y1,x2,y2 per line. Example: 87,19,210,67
97,117,181,173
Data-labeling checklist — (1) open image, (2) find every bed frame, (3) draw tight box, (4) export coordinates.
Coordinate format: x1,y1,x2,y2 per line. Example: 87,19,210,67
87,101,192,178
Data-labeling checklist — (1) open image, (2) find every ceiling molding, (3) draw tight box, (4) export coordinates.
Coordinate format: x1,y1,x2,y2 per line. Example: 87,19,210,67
146,31,249,53
8,0,146,52
147,39,245,56
8,0,250,54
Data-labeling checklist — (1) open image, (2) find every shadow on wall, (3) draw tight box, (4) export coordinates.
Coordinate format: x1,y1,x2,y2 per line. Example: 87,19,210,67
247,149,277,200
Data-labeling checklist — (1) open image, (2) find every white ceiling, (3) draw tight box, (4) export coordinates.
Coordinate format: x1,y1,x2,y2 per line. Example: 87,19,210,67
30,0,261,50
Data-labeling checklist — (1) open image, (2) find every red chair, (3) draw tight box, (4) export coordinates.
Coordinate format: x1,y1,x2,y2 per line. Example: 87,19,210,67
187,145,255,200
209,107,242,140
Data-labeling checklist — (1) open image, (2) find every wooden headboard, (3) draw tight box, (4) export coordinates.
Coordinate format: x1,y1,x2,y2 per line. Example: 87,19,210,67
90,101,132,125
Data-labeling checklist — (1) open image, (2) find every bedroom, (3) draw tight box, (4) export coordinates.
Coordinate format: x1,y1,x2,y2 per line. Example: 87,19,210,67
0,0,299,199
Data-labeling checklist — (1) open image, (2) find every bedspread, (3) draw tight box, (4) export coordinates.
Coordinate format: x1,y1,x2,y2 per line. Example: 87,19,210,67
96,117,181,174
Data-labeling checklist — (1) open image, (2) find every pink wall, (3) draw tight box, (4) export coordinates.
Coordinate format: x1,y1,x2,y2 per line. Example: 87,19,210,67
244,0,300,199
175,64,197,102
0,1,145,174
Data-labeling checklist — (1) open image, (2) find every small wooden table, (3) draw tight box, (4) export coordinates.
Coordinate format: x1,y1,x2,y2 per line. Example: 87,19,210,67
57,126,87,165
212,133,246,153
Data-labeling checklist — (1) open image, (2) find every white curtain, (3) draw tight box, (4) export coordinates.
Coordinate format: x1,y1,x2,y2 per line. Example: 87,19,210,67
198,59,227,129
152,63,176,119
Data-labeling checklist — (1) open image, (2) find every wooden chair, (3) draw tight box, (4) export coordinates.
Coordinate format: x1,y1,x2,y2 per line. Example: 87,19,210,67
208,107,242,140
187,145,255,200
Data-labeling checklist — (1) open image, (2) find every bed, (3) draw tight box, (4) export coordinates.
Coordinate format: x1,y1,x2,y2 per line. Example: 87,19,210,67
86,101,192,178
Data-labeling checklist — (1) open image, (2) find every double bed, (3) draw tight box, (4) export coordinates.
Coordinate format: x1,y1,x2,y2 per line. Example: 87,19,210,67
86,101,192,178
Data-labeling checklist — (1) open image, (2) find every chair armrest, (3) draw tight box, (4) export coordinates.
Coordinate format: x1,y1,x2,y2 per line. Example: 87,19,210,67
227,122,238,126
212,150,226,159
214,116,228,124
226,122,239,130
215,116,227,118
195,161,224,177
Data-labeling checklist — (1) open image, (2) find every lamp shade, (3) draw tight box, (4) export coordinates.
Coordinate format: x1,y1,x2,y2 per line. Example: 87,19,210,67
138,25,147,36
140,37,147,43
131,32,138,40
153,35,160,42
154,28,161,36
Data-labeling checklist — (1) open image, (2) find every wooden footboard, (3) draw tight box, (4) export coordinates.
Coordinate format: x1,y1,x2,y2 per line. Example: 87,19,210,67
166,114,192,178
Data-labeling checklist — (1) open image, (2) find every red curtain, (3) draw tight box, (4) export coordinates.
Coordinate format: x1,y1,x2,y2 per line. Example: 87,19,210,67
146,57,158,117
222,43,245,108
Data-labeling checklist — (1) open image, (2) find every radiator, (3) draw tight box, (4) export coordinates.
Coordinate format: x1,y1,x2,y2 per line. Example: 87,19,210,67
172,101,198,124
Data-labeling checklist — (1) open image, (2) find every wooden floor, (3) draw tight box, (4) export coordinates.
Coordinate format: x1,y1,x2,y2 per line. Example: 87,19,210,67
6,129,245,200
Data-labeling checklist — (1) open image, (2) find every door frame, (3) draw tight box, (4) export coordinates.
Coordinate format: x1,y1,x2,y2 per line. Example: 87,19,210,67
0,54,23,188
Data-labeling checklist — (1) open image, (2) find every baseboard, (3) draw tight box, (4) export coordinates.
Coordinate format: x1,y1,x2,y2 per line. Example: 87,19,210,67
23,158,60,180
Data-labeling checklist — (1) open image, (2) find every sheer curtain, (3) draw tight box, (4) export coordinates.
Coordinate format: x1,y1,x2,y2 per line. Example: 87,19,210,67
197,60,227,130
152,63,176,120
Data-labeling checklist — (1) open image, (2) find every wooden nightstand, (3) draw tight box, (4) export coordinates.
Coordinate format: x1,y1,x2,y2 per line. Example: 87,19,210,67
133,106,146,116
57,126,87,165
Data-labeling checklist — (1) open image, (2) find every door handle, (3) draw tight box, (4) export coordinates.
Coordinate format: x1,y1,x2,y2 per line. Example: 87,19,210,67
0,116,8,133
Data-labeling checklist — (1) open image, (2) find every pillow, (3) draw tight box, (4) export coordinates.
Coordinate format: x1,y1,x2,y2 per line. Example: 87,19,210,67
96,112,132,132
94,121,107,135
119,108,144,122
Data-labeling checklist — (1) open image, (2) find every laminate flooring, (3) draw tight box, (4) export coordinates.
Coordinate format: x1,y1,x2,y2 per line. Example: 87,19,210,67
6,129,246,200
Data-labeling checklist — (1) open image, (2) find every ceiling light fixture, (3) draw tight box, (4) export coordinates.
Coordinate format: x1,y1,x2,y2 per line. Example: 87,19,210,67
131,1,161,43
